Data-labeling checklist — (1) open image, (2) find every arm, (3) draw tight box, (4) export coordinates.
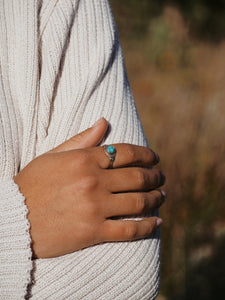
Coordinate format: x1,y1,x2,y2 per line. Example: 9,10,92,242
0,0,161,298
30,0,161,299
34,0,148,155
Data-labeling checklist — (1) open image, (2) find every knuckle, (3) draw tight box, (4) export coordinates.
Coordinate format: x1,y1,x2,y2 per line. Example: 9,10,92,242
76,175,98,193
70,133,83,144
136,169,147,188
126,145,136,163
141,147,154,165
124,223,138,240
136,194,149,214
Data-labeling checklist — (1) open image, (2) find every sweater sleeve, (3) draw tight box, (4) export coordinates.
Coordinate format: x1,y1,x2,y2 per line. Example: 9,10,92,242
0,1,35,296
29,1,160,299
1,0,160,299
34,0,149,154
0,180,32,299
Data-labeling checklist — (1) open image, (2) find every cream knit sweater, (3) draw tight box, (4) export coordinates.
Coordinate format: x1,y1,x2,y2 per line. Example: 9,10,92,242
0,0,160,299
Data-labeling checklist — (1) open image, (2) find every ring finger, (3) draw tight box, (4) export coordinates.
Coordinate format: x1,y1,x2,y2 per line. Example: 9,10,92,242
93,144,159,169
104,189,166,218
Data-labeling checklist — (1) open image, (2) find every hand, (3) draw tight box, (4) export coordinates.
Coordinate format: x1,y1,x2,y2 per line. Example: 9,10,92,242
14,118,166,259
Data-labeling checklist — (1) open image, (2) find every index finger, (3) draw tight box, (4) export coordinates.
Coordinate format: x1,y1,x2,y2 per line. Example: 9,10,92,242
94,143,160,169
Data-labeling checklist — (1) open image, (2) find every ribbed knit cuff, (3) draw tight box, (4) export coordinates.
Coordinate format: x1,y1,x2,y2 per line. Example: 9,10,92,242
0,179,32,299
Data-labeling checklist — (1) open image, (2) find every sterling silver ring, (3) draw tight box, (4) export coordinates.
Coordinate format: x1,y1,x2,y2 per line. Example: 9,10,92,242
103,145,117,168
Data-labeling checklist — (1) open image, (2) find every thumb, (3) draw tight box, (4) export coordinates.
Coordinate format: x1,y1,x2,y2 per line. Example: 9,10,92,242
50,118,108,153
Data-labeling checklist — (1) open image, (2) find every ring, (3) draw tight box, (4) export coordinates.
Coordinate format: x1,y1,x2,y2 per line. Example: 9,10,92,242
103,145,117,168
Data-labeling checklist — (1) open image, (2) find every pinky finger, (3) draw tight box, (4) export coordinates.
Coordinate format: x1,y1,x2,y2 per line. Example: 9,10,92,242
100,217,162,242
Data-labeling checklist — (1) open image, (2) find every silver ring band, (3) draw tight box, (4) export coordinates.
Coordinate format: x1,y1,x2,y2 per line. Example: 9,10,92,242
103,145,116,168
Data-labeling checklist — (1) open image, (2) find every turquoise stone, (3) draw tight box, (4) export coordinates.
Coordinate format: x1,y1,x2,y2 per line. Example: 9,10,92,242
107,145,115,154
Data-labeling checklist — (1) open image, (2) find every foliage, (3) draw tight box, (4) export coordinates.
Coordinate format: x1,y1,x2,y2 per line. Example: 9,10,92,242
111,0,225,42
110,2,225,299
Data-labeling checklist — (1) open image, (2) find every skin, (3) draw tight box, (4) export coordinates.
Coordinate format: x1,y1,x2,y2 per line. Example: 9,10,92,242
14,118,166,259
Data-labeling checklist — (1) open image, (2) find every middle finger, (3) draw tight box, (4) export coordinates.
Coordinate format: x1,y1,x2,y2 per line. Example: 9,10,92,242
103,167,165,193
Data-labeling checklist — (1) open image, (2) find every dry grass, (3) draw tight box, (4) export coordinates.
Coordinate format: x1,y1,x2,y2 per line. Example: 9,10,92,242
118,6,225,299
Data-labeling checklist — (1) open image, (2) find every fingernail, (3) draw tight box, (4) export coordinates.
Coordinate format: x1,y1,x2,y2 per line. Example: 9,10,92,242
160,171,166,186
92,118,104,127
161,190,167,199
155,218,163,227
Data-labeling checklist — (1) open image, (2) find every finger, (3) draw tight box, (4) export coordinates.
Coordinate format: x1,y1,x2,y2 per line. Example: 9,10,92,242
95,143,159,169
102,168,165,193
104,189,166,218
100,217,162,242
50,118,108,153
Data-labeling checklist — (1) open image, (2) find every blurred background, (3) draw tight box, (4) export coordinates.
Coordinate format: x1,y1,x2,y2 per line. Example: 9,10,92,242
110,1,225,299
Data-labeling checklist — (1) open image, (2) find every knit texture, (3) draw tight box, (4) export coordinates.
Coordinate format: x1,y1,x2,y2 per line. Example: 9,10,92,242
0,0,160,299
